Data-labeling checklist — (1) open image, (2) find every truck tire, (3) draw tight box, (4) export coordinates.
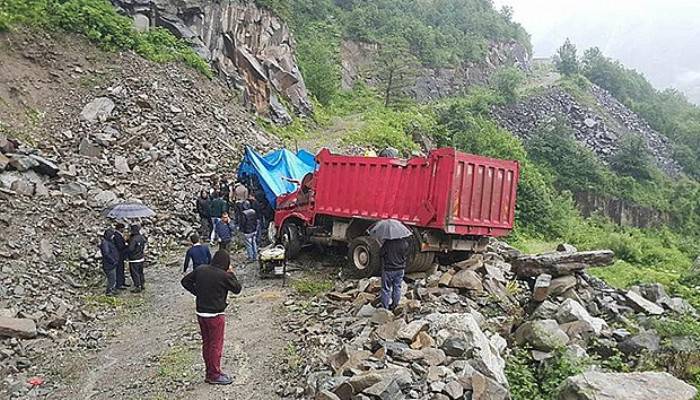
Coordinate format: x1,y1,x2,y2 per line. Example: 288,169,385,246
407,251,435,273
347,236,381,278
281,222,302,259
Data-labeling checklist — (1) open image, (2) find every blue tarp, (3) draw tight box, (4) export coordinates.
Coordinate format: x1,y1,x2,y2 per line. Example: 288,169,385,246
237,146,317,208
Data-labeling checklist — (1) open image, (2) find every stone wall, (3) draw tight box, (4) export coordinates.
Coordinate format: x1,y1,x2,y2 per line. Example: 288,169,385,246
340,40,530,102
573,191,669,228
111,0,312,124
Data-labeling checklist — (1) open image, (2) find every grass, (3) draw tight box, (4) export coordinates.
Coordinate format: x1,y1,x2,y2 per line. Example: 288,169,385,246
291,276,333,297
157,345,199,381
284,341,302,370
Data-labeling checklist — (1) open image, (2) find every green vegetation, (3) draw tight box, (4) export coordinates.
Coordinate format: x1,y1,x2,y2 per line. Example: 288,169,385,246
506,348,587,400
291,276,333,297
0,0,212,77
553,38,579,76
157,345,198,380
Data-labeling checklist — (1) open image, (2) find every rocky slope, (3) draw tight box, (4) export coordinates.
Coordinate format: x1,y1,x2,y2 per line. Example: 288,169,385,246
0,29,276,394
492,84,681,175
112,0,313,124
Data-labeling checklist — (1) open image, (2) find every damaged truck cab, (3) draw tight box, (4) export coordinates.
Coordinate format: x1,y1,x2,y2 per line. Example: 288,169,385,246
272,148,519,277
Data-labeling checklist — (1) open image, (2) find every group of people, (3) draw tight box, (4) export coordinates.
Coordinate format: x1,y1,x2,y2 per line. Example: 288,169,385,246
98,223,148,296
195,175,268,262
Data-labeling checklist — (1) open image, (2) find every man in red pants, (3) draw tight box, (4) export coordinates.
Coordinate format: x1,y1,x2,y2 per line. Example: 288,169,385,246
181,250,242,385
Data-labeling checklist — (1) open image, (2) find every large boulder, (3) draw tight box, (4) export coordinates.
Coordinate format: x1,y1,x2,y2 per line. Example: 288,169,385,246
555,298,608,335
0,317,37,339
515,319,569,351
425,312,507,384
558,371,697,400
449,270,484,293
79,97,115,122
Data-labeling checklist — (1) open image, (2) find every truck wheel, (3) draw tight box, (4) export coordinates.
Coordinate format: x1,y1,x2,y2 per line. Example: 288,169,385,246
281,223,302,259
407,251,435,273
347,236,381,278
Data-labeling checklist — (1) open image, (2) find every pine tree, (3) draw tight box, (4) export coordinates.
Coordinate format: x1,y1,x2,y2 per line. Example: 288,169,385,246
554,38,579,76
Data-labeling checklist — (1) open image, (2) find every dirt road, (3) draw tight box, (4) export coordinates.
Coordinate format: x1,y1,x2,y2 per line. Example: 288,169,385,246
51,249,292,400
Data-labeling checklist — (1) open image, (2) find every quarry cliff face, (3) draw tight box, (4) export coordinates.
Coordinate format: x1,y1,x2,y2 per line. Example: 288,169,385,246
111,0,312,124
341,40,531,102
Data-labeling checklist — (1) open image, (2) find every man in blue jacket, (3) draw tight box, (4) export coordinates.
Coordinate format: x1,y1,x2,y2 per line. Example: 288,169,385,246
184,233,212,273
99,228,120,296
214,212,236,251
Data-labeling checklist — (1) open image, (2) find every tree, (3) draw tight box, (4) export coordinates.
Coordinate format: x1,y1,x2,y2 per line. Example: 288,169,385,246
374,38,419,107
610,134,654,181
554,38,579,76
493,67,524,103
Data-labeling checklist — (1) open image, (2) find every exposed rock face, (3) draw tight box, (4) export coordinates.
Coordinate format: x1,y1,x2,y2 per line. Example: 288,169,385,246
111,0,312,123
492,85,680,175
341,40,530,102
558,371,697,400
574,191,670,229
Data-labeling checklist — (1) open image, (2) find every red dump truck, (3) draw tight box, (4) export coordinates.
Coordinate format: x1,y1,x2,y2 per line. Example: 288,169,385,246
273,148,519,276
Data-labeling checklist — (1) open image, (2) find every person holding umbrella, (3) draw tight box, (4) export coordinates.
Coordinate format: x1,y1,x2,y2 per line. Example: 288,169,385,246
369,219,412,310
112,222,129,290
127,224,148,293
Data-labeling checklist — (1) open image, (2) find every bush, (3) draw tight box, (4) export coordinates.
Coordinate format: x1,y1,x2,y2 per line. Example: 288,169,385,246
506,348,587,400
493,67,525,103
609,134,654,181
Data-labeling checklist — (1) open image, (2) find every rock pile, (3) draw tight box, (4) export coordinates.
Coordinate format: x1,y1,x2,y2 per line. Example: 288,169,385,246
492,86,681,175
0,32,276,395
279,241,697,400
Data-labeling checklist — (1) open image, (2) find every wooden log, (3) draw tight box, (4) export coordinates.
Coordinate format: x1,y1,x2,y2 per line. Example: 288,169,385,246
512,250,614,278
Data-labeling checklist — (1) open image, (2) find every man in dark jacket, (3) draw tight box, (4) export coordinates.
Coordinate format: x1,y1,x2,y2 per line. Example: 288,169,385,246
183,233,212,273
127,224,147,293
214,212,236,251
196,190,211,239
99,228,120,296
112,223,129,290
239,204,258,261
379,238,410,310
208,192,228,244
181,250,242,385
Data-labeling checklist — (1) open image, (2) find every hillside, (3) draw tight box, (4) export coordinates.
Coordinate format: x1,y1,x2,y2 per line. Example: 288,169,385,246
1,1,700,400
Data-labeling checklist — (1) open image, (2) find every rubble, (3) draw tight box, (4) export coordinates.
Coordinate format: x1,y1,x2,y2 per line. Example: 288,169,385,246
279,240,698,400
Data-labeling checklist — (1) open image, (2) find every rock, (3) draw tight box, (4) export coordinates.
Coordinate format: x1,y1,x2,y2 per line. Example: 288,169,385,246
421,347,446,366
0,153,9,170
557,243,578,253
60,182,87,196
39,239,54,262
28,155,59,177
635,283,669,304
426,312,507,384
533,274,552,302
626,291,664,315
583,118,597,128
549,275,577,297
10,179,34,196
316,390,341,400
558,371,697,400
362,374,404,400
328,346,371,374
438,271,453,287
376,320,407,341
663,297,696,315
443,380,463,399
8,154,39,172
515,320,569,351
441,337,468,357
79,97,115,122
449,270,484,293
345,373,382,394
94,190,119,207
79,138,102,158
471,372,509,400
357,304,377,318
133,13,150,32
618,330,661,355
114,155,131,174
397,320,429,343
531,300,559,320
0,317,37,339
555,298,608,335
410,331,435,350
512,250,615,278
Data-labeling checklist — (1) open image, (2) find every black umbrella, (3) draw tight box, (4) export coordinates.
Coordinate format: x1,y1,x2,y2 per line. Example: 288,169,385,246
368,219,412,241
102,202,155,219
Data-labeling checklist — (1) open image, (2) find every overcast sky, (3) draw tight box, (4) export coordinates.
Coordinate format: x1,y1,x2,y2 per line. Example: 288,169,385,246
493,0,700,103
